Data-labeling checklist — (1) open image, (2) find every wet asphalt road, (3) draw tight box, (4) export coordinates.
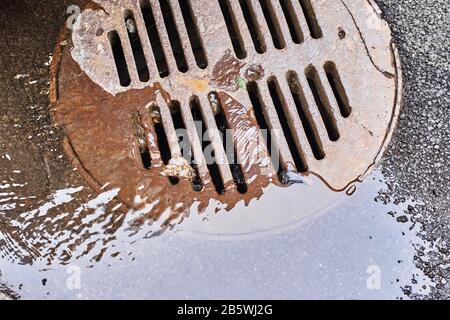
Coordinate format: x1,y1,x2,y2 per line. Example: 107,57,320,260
376,0,449,299
0,0,449,299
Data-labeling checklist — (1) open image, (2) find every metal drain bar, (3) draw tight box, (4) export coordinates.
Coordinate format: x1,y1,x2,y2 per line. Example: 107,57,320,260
53,0,401,214
104,0,329,87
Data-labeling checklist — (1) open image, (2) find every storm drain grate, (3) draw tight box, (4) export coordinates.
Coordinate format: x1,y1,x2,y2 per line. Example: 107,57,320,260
51,0,401,218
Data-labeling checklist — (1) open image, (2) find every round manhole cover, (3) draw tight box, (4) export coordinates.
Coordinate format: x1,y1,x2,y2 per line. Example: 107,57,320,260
51,0,401,235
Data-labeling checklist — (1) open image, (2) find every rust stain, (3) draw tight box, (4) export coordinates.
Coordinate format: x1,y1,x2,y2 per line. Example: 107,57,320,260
210,49,245,92
245,64,265,82
53,40,271,225
177,77,210,93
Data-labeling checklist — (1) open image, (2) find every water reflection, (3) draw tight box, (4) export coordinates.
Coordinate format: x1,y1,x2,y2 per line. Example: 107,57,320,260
0,169,344,266
0,183,125,265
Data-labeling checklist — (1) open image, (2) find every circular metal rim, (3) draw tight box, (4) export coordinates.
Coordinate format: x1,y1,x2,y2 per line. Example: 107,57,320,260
49,0,403,238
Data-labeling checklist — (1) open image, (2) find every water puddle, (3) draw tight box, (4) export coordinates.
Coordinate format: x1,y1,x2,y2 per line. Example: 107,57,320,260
0,166,430,299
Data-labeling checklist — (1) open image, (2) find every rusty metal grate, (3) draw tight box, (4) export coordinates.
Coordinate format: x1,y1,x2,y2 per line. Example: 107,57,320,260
51,0,401,219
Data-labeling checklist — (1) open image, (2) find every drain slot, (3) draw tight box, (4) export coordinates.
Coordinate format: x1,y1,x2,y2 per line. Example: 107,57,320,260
324,62,351,118
141,1,170,77
287,71,325,160
124,12,150,82
178,0,208,69
108,31,131,87
247,82,282,177
239,0,266,54
258,0,285,49
299,0,322,39
268,77,308,173
279,0,303,44
210,92,248,194
218,0,247,59
132,112,153,169
159,0,189,73
190,97,225,194
306,66,340,142
171,101,203,191
141,148,152,169
151,104,180,185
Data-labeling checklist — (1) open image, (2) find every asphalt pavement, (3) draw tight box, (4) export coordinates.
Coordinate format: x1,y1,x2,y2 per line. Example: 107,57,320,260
0,0,448,299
